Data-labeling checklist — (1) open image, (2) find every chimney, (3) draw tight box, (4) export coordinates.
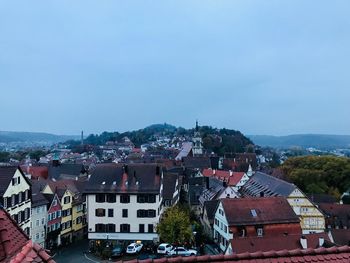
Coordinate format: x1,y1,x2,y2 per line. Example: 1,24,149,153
260,191,264,197
229,170,233,177
123,165,128,174
300,236,307,249
213,169,216,175
319,237,325,247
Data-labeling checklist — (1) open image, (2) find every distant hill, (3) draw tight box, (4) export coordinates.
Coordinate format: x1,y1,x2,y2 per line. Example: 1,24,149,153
249,134,350,149
72,123,253,154
0,131,79,145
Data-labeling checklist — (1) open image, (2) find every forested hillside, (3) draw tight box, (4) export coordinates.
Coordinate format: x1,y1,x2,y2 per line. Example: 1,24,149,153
281,156,350,200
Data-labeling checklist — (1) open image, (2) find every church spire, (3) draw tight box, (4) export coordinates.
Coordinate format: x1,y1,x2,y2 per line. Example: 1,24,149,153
196,120,199,132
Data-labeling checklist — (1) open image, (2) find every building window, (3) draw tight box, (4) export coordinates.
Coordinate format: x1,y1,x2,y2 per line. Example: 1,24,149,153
122,209,128,218
139,224,145,233
137,209,156,218
18,213,22,224
24,208,29,220
148,224,154,233
76,216,82,224
57,210,61,218
108,209,114,217
36,219,40,226
36,233,40,240
238,227,246,237
52,212,56,219
41,232,45,238
107,194,116,203
137,194,156,203
64,196,71,204
120,224,130,233
95,208,106,217
11,195,15,206
42,218,45,225
96,194,105,203
107,224,116,232
25,190,29,201
18,192,22,203
52,199,57,206
96,224,105,232
120,194,130,203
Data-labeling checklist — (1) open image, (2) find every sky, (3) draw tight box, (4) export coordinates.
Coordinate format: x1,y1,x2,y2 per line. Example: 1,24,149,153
0,1,349,136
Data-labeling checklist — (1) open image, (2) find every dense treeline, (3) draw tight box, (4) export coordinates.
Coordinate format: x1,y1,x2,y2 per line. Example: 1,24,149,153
281,156,350,199
66,123,253,155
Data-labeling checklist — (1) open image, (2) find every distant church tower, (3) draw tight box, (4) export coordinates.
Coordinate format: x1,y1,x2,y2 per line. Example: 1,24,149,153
81,130,84,146
192,120,203,156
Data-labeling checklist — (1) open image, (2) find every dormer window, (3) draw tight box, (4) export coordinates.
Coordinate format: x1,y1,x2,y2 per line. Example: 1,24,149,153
12,177,20,186
238,226,246,237
64,196,71,204
257,226,264,236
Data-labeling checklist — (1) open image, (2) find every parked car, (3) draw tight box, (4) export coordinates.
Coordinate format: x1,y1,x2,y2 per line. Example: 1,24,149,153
157,243,173,254
111,245,124,258
168,247,197,256
126,242,143,254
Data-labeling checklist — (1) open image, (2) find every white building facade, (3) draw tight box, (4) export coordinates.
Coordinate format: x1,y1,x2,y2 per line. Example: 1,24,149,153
1,168,32,236
31,204,47,247
213,201,232,252
85,164,163,242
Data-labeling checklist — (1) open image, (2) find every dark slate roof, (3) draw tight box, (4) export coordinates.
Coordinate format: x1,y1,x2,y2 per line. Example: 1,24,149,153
204,199,220,224
0,167,30,196
318,203,350,229
48,163,86,180
85,163,162,194
0,167,17,195
308,193,337,204
182,157,211,169
240,171,296,197
221,197,300,226
162,173,178,200
31,180,49,208
331,229,350,246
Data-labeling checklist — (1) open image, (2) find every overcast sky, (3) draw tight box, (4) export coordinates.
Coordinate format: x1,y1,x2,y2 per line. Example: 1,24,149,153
0,1,349,136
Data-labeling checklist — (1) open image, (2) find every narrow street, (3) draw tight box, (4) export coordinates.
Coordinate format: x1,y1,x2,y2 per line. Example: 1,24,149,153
53,240,102,263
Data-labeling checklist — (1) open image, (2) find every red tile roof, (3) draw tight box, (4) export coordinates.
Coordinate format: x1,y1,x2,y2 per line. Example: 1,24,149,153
0,206,55,263
20,165,49,180
202,169,245,186
118,246,350,262
221,197,300,226
230,232,331,254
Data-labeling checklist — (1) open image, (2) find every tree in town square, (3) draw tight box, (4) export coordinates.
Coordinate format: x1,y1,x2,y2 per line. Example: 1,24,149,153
156,205,193,245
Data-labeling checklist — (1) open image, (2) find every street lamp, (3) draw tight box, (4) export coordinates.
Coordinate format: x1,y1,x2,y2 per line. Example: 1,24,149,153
193,231,197,249
106,234,109,248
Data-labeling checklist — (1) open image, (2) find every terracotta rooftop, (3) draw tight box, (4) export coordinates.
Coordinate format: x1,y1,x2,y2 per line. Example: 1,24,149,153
221,197,300,226
0,206,55,263
230,232,332,254
202,169,245,186
118,245,350,263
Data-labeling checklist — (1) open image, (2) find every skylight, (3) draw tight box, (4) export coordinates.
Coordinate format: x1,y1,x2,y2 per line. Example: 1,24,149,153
251,209,257,217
